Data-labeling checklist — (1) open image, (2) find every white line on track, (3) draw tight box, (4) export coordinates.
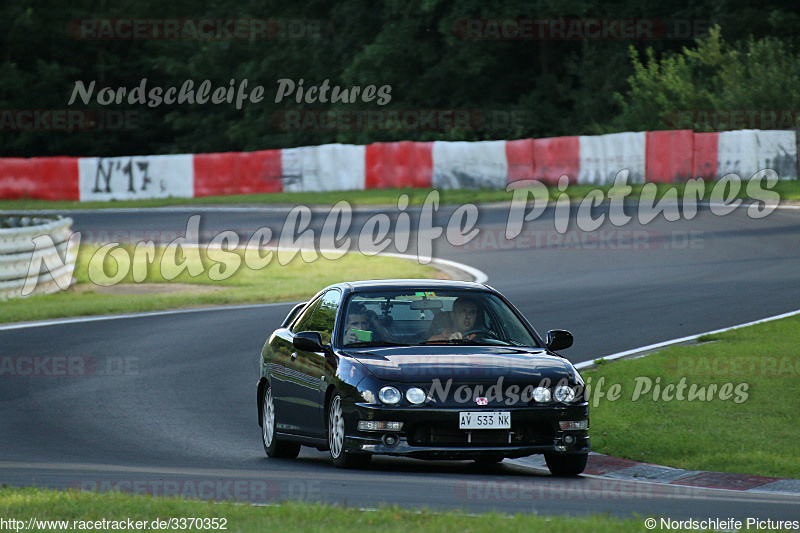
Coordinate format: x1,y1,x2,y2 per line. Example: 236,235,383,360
2,205,453,215
574,308,800,370
0,301,301,331
8,200,800,215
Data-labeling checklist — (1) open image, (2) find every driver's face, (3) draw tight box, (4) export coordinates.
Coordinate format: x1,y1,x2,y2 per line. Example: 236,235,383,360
453,303,477,331
346,313,370,331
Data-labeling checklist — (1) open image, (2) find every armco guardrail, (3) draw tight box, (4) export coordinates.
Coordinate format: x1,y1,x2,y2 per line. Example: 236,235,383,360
0,215,75,300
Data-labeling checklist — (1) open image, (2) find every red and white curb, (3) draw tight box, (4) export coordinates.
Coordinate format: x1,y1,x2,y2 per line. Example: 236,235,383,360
508,453,800,494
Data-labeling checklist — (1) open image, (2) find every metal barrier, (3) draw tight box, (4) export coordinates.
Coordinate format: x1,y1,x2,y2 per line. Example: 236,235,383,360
0,215,75,300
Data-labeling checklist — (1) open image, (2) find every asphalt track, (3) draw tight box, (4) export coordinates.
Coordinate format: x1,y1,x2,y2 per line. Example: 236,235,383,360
2,200,799,521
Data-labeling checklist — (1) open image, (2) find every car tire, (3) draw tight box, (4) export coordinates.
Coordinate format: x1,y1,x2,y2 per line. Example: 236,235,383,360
544,452,588,476
261,385,301,459
328,391,371,469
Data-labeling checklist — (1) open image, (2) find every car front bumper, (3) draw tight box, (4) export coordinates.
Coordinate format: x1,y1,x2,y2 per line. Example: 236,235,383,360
347,402,590,459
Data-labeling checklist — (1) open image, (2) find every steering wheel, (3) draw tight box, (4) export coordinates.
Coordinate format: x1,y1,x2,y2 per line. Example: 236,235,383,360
463,328,499,340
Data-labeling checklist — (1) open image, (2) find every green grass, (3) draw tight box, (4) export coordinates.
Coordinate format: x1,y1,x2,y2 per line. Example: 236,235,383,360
0,487,662,532
584,315,800,478
0,245,439,324
2,180,798,210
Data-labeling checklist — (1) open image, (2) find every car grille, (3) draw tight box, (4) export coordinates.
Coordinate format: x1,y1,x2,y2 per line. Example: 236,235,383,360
407,422,554,447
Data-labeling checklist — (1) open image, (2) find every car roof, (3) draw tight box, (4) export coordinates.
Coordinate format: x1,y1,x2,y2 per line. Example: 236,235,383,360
335,279,490,292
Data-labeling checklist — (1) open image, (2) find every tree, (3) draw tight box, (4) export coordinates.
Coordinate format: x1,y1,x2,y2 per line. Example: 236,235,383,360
612,26,800,131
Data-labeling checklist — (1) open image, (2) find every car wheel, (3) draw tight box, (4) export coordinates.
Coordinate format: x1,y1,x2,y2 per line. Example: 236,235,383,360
544,453,588,476
261,385,300,459
328,392,371,469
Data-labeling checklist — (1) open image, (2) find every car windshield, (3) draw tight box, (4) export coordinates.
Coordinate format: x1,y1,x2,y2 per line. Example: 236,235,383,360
340,289,539,348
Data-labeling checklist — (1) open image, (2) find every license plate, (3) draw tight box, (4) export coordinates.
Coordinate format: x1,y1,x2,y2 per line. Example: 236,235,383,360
458,411,511,429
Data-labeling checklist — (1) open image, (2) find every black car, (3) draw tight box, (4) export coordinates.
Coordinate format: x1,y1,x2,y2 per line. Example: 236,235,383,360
257,279,589,476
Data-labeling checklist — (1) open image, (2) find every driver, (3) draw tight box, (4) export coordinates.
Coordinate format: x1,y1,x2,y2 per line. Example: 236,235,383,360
428,297,480,341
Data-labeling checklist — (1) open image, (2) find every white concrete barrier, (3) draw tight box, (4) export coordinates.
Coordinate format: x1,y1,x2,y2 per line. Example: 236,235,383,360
281,144,366,192
432,141,508,189
78,154,194,201
578,132,646,184
717,130,797,180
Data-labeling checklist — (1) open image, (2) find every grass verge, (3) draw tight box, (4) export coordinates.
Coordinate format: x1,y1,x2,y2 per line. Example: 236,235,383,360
2,180,798,210
0,245,440,324
584,315,800,478
0,487,655,532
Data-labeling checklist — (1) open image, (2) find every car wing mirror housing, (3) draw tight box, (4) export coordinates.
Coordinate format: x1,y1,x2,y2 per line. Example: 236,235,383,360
546,329,573,351
293,331,325,352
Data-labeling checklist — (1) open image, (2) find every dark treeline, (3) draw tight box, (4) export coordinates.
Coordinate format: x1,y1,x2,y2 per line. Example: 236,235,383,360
2,0,799,157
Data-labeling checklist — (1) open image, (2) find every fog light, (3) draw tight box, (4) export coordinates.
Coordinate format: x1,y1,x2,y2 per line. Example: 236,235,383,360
563,434,575,444
559,420,588,430
406,387,426,404
358,420,403,431
382,434,399,447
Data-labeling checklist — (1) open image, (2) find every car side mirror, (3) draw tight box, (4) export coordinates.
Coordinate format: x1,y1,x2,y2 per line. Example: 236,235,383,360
293,331,325,352
546,329,573,351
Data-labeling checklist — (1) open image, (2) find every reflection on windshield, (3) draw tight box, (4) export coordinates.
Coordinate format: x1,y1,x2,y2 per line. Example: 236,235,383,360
340,290,538,348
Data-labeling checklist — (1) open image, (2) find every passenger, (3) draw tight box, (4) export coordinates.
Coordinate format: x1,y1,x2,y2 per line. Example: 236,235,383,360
343,304,390,344
343,304,373,344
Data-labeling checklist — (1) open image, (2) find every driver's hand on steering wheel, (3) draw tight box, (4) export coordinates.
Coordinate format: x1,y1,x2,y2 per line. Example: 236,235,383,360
448,331,463,340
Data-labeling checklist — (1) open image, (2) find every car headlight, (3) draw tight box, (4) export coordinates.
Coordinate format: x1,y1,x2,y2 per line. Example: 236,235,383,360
554,385,576,403
532,387,551,403
379,386,402,404
406,387,426,404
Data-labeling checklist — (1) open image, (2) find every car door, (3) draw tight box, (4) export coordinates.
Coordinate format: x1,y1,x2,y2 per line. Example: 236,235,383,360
287,288,340,438
270,298,321,435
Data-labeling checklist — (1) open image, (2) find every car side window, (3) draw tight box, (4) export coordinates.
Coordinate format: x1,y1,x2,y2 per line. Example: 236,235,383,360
281,302,306,328
291,298,322,333
304,289,341,344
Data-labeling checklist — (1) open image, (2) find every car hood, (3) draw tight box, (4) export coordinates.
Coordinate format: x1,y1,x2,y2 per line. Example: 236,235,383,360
344,345,574,384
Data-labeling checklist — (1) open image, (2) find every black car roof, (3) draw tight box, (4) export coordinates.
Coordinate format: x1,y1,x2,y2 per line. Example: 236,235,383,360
336,279,489,292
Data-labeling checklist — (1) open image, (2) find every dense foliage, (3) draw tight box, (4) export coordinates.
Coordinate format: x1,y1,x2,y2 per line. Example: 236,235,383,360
2,0,799,157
